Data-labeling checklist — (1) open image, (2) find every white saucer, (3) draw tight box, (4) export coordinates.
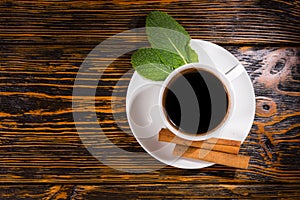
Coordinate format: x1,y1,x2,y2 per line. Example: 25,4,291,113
126,39,255,169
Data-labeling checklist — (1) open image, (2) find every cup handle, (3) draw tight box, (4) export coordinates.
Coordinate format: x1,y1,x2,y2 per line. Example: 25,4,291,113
225,63,245,82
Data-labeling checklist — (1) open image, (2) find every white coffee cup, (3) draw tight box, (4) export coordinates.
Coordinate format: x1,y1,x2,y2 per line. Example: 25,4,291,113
158,62,244,141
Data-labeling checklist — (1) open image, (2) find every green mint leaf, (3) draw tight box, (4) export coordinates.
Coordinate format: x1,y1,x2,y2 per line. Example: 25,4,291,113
146,26,190,65
146,11,189,36
154,48,185,69
146,11,196,67
131,11,199,81
131,48,172,81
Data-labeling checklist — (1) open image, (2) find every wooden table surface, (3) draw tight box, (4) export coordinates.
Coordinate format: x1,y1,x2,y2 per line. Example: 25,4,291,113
1,0,299,199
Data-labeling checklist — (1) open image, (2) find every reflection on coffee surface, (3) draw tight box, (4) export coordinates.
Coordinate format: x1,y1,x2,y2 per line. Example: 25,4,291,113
163,68,229,135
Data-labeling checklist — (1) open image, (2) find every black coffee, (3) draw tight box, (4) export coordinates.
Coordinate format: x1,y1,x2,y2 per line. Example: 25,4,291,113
163,68,229,135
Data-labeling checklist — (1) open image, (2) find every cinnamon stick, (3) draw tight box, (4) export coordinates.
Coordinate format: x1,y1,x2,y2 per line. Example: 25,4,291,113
173,144,250,169
158,128,241,154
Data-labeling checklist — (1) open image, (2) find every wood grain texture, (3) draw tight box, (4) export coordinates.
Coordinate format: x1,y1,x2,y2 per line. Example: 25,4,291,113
0,184,299,199
1,0,300,198
0,0,299,45
0,45,299,183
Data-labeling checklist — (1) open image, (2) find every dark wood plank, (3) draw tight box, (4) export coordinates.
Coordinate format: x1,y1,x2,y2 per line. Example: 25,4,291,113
0,44,299,183
0,184,299,199
0,185,75,200
0,0,299,44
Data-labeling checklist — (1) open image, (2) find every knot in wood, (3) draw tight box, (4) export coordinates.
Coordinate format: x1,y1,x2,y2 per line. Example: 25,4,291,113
255,97,277,117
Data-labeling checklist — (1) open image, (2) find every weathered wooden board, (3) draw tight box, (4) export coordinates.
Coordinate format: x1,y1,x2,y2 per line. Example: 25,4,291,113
0,45,299,183
0,184,299,199
0,0,299,44
0,0,299,198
